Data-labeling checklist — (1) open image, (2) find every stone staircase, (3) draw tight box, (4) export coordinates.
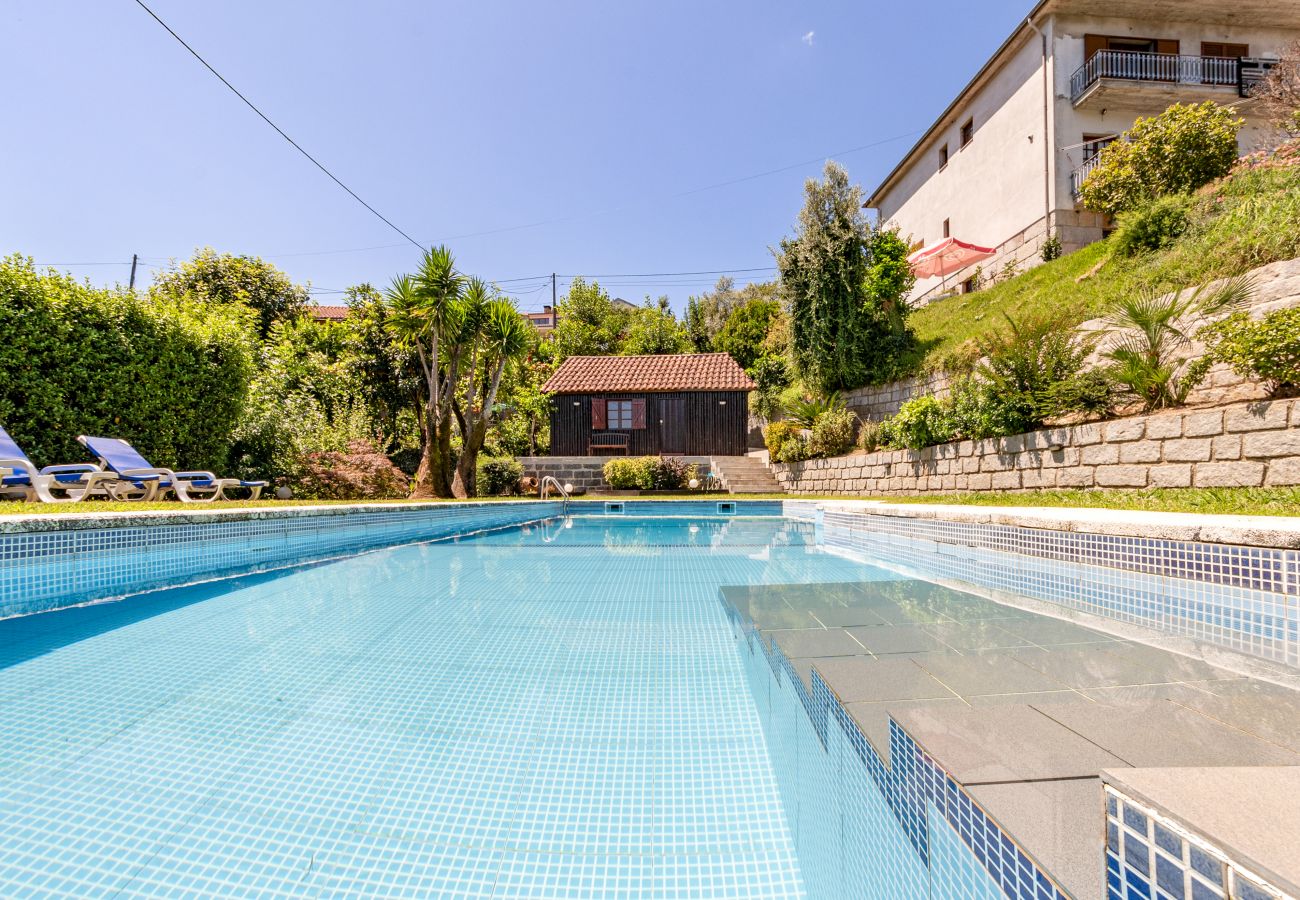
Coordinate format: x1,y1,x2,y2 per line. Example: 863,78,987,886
711,455,785,494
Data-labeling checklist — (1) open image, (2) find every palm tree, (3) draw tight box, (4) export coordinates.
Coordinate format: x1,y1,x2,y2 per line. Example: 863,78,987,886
385,246,465,497
1104,275,1253,411
450,297,531,498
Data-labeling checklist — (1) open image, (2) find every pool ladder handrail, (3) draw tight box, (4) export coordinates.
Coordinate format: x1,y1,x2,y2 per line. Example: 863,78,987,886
538,475,570,514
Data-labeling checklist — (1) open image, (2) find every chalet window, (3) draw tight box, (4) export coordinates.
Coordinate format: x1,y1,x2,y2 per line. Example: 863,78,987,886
1201,42,1248,59
592,398,646,430
960,118,974,148
939,143,949,169
607,400,633,429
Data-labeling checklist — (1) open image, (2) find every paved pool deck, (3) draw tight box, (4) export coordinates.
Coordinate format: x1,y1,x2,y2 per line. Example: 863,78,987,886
721,578,1300,899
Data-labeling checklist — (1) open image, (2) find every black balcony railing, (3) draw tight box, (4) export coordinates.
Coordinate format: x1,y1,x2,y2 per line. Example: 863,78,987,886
1070,50,1240,103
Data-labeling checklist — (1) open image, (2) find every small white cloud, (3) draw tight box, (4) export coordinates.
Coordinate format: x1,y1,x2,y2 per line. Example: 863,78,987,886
801,30,815,46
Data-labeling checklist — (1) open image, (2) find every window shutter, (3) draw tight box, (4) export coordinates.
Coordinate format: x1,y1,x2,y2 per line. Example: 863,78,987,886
631,400,647,430
1084,34,1105,62
591,398,606,430
1156,39,1179,56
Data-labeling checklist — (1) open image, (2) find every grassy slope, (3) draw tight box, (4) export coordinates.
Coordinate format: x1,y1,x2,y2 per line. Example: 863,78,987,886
900,161,1300,376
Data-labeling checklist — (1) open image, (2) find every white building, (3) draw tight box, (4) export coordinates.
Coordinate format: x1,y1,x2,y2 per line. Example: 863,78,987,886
866,0,1300,303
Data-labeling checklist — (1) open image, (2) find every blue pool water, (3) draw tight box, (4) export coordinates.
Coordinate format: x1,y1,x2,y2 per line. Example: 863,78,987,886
0,514,898,898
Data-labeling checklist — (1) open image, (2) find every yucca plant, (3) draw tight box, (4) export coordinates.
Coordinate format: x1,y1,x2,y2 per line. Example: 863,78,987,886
784,391,845,428
1104,275,1254,411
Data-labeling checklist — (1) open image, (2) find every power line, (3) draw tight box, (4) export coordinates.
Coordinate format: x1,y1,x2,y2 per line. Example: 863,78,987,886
129,0,422,251
254,127,925,261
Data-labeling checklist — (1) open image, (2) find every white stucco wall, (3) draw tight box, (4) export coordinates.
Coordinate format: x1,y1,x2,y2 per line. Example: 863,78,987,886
876,33,1049,298
873,9,1299,303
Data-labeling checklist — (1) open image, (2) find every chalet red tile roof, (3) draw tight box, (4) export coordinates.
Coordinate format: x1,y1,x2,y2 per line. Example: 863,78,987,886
308,304,350,321
543,353,756,393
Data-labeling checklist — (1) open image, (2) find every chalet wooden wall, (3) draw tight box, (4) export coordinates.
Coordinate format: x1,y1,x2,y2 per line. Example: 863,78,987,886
549,391,749,456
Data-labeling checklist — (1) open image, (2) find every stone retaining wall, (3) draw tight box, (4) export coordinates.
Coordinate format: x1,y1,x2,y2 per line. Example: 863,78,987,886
842,372,952,423
771,398,1300,495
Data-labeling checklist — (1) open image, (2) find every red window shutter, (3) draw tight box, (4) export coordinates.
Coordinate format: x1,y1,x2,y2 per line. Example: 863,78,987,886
591,398,606,429
631,399,647,430
1083,34,1105,62
1156,39,1179,55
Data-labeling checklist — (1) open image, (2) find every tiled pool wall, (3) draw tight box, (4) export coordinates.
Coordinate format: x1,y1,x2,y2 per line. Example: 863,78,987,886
729,606,1055,900
1104,787,1283,900
784,503,1299,670
0,502,561,618
0,499,784,620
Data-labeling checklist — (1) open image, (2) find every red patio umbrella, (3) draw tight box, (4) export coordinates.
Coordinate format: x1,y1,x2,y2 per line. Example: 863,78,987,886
907,237,995,288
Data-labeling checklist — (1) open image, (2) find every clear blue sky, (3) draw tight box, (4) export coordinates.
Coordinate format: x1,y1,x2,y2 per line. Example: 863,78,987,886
4,1,1028,312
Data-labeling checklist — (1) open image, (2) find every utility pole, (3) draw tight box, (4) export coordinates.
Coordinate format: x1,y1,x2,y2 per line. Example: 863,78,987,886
128,254,139,290
551,273,558,328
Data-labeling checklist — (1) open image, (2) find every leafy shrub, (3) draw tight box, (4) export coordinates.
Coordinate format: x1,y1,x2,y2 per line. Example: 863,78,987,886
1113,195,1193,256
290,440,409,500
0,255,257,472
879,395,957,450
946,378,1025,441
774,434,810,464
1079,102,1243,216
974,314,1092,433
1042,370,1118,418
602,456,689,490
1040,233,1062,262
765,421,798,457
476,457,524,496
749,354,791,422
810,407,858,457
604,457,656,490
1200,308,1300,397
857,419,883,453
716,299,781,370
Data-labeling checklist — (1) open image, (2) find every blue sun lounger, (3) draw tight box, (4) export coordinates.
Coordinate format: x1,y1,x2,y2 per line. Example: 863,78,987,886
78,435,266,503
0,425,120,503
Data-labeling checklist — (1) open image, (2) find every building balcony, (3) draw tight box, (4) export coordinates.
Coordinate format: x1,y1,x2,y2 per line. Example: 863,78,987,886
1070,50,1242,107
1070,155,1102,199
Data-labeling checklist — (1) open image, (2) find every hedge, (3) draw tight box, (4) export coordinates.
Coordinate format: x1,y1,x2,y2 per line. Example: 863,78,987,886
0,255,257,471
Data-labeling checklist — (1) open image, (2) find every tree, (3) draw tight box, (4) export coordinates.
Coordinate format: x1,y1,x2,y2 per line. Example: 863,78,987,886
151,248,309,338
339,284,422,448
1255,40,1300,135
621,297,692,355
715,298,780,370
1079,102,1243,216
684,277,742,351
383,246,531,498
777,161,915,392
550,278,629,358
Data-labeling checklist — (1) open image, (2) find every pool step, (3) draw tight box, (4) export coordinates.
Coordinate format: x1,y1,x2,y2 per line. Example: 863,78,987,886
710,456,785,494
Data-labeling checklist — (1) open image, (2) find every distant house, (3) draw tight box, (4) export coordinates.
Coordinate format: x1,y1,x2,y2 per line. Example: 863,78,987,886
543,353,756,457
866,0,1300,304
524,305,557,333
308,304,349,323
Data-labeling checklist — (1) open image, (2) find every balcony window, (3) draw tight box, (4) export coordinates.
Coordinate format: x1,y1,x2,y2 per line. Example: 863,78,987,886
939,143,949,169
960,119,974,148
1201,42,1248,59
942,218,950,239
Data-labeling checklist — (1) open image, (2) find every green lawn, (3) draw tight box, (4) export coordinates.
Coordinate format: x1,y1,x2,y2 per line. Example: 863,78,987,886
887,487,1300,517
4,487,1299,518
899,161,1300,376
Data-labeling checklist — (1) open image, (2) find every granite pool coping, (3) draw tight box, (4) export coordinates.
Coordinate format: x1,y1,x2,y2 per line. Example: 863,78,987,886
0,500,542,533
802,499,1300,550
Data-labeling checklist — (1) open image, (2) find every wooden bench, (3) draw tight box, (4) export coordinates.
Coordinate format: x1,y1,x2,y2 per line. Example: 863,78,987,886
588,432,630,455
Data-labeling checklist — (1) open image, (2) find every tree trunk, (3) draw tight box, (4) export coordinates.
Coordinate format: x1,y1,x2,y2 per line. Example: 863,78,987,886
410,405,453,498
451,417,490,499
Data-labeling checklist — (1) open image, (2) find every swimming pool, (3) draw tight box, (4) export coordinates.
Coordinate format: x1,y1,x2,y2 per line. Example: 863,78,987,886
0,513,863,897
3,505,1295,899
